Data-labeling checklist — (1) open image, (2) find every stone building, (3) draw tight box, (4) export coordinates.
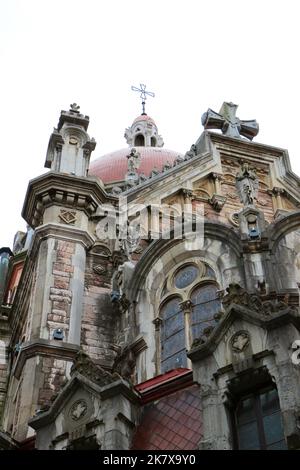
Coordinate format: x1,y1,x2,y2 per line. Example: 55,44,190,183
0,100,300,450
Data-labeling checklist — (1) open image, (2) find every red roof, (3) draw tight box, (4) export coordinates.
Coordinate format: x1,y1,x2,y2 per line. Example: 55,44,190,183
131,384,203,450
89,147,180,183
133,114,156,125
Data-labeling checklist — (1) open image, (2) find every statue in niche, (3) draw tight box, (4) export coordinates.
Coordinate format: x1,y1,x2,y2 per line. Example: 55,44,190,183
236,162,259,206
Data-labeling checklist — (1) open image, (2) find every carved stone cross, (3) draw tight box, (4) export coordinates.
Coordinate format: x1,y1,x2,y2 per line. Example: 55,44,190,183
201,102,259,140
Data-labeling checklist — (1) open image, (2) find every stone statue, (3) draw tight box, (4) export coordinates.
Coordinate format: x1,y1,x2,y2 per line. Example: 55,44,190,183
120,223,141,260
184,144,197,160
236,163,259,206
126,148,141,174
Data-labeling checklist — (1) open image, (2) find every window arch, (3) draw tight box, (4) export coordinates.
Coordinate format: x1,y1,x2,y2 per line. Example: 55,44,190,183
157,260,221,373
134,134,145,146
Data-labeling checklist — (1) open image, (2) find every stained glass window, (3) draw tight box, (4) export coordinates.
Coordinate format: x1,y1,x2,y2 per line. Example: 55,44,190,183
160,297,187,373
235,387,287,450
174,264,199,289
190,284,220,339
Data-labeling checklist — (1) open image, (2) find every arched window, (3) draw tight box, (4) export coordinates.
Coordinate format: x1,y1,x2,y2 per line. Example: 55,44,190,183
151,136,156,146
134,134,145,146
190,283,220,339
234,386,287,450
158,261,221,373
161,297,186,373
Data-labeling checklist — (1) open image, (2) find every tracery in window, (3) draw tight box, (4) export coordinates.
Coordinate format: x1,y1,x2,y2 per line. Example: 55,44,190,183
174,264,199,289
158,259,222,373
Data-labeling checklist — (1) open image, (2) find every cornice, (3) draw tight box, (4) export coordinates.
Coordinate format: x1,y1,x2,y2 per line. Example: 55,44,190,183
22,171,117,227
13,338,80,379
188,303,300,362
31,223,95,255
29,371,139,430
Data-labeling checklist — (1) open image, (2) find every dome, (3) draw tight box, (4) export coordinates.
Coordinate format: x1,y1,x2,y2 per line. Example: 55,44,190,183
88,113,182,185
133,114,156,125
89,147,180,184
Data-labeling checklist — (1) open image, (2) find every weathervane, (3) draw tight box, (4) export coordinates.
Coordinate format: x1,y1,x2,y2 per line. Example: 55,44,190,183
131,83,155,115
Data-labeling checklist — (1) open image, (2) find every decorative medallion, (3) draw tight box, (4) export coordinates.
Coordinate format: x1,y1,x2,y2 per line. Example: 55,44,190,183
230,331,250,353
69,136,78,145
93,264,106,275
226,191,238,200
59,209,77,225
69,399,88,421
228,212,239,227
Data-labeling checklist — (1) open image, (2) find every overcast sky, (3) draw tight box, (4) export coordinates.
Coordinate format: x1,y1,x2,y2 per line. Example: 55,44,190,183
1,0,300,248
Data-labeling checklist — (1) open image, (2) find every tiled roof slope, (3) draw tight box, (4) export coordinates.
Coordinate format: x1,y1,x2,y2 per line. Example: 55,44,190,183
131,384,202,450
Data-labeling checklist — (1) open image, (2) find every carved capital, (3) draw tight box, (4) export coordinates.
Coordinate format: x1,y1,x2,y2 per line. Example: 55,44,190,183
182,188,193,200
153,317,163,330
273,186,285,196
179,299,193,313
211,172,223,182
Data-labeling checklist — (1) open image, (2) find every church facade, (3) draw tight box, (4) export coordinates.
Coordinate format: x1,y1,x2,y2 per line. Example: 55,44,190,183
0,101,300,450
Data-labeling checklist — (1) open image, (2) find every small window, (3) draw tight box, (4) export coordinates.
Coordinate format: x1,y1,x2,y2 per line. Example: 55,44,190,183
135,134,145,146
174,264,199,289
235,387,287,450
151,136,156,146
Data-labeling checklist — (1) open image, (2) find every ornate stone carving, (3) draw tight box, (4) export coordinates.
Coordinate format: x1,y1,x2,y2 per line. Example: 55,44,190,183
230,331,250,353
222,283,296,316
113,348,136,380
236,163,259,206
173,155,185,166
69,399,88,421
59,209,77,225
71,351,121,385
111,185,123,195
226,192,238,200
179,300,193,312
162,161,172,172
93,264,106,275
127,147,141,173
210,194,227,212
227,208,240,225
70,103,80,113
120,224,141,260
184,144,197,160
153,317,163,331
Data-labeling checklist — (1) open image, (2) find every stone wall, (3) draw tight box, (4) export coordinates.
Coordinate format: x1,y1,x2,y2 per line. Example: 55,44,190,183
81,254,119,369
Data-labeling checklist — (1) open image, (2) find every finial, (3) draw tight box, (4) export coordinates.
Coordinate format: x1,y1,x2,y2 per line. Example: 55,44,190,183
69,103,80,113
131,84,155,115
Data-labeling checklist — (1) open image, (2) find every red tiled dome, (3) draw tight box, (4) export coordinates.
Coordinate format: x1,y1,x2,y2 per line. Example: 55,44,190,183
133,114,156,125
89,147,181,184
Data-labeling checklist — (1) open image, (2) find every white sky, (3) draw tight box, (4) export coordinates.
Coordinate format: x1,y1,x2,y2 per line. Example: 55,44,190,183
1,0,300,248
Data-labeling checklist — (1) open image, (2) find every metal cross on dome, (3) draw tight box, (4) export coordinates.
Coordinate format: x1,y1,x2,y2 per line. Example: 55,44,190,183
131,83,155,115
